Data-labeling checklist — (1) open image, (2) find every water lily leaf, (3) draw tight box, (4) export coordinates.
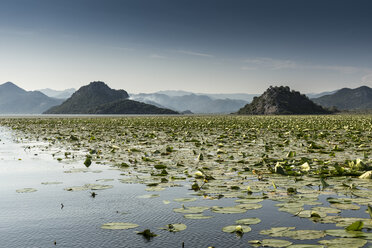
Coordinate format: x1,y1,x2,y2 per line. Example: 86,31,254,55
174,197,197,202
235,203,262,210
211,206,247,214
173,206,209,214
287,245,324,248
222,225,251,233
330,203,360,210
235,218,261,225
260,227,296,237
101,222,139,230
318,238,367,248
16,188,37,193
137,194,160,199
160,223,187,232
261,239,292,247
162,200,171,204
325,229,366,238
367,205,372,219
311,206,341,214
345,220,363,231
282,230,325,240
41,182,63,185
184,214,213,219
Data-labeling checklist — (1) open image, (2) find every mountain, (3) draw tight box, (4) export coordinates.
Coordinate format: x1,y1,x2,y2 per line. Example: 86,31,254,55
154,90,258,102
39,88,76,99
0,82,64,114
312,86,372,110
306,90,339,99
237,86,332,115
130,93,248,113
44,81,178,114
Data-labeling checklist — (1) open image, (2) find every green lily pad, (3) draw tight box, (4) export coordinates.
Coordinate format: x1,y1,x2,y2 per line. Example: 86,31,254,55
211,206,247,214
137,194,160,199
330,203,360,210
261,239,293,247
282,230,325,240
235,218,261,225
16,188,37,193
174,197,197,202
318,238,367,247
184,214,214,219
325,229,367,238
222,225,251,233
260,227,296,237
287,245,324,248
160,223,187,232
101,222,139,230
173,206,210,214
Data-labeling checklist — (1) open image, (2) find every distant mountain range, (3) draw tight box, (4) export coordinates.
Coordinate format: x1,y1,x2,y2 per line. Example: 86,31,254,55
1,81,371,114
44,81,178,114
130,93,249,113
237,86,332,115
0,82,64,114
38,88,76,99
312,86,372,110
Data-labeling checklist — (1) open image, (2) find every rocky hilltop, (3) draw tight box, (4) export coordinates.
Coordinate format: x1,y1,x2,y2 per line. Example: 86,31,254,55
237,86,332,115
44,81,178,115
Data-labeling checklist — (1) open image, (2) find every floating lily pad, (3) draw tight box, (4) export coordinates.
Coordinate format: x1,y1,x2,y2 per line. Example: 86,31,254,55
160,223,187,232
260,227,296,237
174,197,197,202
287,245,324,248
101,222,139,230
212,206,247,214
330,203,360,210
282,230,326,240
173,206,210,214
222,225,251,233
64,184,113,191
261,239,293,247
16,188,37,193
235,218,261,225
318,238,367,247
137,194,160,199
184,214,214,219
41,182,63,185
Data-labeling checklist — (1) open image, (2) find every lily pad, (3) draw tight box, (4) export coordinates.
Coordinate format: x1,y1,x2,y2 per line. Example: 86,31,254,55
16,188,37,193
101,222,139,230
211,206,247,214
235,218,261,225
261,239,293,247
318,238,367,248
184,214,214,219
173,206,210,214
160,223,187,232
174,197,197,202
222,225,251,233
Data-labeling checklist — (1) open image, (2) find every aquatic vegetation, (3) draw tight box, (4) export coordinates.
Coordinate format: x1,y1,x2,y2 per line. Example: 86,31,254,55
2,115,372,246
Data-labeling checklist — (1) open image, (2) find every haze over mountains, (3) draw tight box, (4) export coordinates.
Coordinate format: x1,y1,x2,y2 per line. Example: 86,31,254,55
44,81,178,115
0,82,63,114
1,81,371,114
39,88,76,99
130,93,249,114
312,86,372,110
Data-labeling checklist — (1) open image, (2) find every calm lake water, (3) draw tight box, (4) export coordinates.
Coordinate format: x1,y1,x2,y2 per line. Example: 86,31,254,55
0,126,369,248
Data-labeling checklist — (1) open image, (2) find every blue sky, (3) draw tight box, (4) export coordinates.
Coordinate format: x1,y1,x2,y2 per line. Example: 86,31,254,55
1,0,372,93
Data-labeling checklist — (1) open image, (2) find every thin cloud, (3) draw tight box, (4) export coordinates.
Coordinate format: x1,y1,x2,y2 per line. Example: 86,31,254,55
176,50,214,58
150,54,167,59
243,57,369,74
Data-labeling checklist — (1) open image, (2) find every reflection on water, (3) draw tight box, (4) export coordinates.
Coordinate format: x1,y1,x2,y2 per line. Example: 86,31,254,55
0,127,369,248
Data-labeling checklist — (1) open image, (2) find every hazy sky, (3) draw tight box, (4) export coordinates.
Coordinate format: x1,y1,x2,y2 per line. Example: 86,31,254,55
1,0,372,94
